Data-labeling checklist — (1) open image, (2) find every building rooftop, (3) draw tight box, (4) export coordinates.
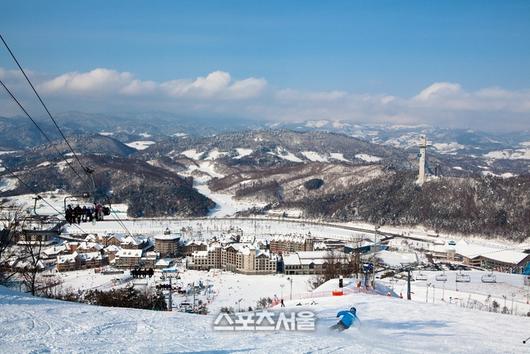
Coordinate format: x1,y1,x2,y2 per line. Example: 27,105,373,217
116,249,143,258
154,233,181,241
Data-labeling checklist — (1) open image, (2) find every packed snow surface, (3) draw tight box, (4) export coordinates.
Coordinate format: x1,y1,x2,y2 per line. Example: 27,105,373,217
172,132,188,137
181,149,205,160
1,284,529,353
194,184,266,217
125,140,156,150
355,153,382,162
301,151,328,162
234,148,253,159
0,177,17,192
204,148,229,160
484,148,530,160
432,142,465,154
267,147,303,162
329,152,349,162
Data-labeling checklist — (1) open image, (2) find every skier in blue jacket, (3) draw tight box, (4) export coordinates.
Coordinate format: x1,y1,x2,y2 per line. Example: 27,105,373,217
331,307,359,331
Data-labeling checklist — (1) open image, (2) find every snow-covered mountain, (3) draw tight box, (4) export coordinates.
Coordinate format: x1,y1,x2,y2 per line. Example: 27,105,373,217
2,129,529,240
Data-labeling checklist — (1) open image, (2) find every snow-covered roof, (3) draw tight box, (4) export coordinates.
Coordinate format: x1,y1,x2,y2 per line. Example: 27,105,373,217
155,233,181,241
43,244,66,256
239,235,257,243
78,252,103,262
104,234,127,242
454,240,494,259
271,234,307,243
57,251,102,264
376,250,418,267
480,250,530,265
223,243,255,254
282,253,301,266
104,245,121,253
207,243,222,251
297,251,330,259
57,253,77,264
453,241,529,265
192,250,209,257
116,249,143,258
256,250,271,258
77,242,104,251
185,239,207,246
84,234,97,242
282,251,335,266
155,258,174,267
144,251,158,258
313,242,328,250
121,236,141,246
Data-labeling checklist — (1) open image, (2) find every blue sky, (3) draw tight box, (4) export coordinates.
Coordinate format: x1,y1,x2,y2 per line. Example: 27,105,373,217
1,1,530,129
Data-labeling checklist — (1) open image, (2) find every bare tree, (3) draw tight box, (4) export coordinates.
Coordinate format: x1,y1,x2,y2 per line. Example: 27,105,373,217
322,249,344,281
0,205,27,285
19,233,45,296
344,235,362,278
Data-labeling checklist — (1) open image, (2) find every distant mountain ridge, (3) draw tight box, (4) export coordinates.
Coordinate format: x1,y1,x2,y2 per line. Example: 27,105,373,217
1,113,529,176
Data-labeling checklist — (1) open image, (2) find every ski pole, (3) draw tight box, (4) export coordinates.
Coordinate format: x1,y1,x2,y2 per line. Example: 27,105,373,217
523,336,530,344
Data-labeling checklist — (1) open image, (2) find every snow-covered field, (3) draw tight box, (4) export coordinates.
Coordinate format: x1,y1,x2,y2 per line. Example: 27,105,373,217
176,157,267,217
484,148,530,160
53,268,313,314
432,142,465,154
329,152,349,162
195,184,267,217
64,218,371,242
355,153,382,162
52,269,133,292
168,270,313,313
125,140,156,150
0,177,17,192
301,150,328,162
1,282,530,353
267,147,303,162
382,270,530,316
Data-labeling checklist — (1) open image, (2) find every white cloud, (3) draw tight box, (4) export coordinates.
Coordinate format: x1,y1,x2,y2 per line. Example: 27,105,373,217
120,79,157,95
2,66,530,131
38,68,266,100
414,82,462,101
227,77,267,99
276,88,347,101
39,68,134,93
161,71,231,98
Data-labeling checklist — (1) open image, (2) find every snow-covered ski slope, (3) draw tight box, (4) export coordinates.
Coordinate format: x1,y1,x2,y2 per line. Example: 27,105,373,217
1,286,529,353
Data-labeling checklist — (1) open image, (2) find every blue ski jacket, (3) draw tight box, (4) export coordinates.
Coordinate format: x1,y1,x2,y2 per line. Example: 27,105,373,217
336,310,358,328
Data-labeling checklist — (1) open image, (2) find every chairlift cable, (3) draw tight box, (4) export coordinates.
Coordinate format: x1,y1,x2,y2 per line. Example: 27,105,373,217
0,34,92,181
104,196,133,237
1,35,133,238
0,81,128,236
0,78,89,186
0,162,88,234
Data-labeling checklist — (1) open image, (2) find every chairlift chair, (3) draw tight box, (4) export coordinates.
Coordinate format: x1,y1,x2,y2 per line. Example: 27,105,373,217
63,192,111,223
416,271,428,281
456,271,471,283
481,272,496,283
64,192,91,211
435,272,448,282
